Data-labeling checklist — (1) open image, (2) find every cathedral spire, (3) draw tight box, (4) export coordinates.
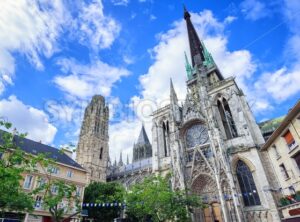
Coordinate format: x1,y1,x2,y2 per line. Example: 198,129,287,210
119,151,123,166
170,78,178,103
137,124,150,145
132,124,152,163
184,6,205,67
127,154,129,165
170,78,181,123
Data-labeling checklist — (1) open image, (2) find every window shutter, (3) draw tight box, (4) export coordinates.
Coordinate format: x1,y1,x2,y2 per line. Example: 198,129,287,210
284,131,294,145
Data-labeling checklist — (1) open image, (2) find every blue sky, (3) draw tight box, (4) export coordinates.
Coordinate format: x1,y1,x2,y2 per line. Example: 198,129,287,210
0,0,299,162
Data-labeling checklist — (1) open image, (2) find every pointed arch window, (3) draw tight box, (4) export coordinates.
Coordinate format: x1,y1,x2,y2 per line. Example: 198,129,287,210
236,160,261,206
217,98,238,139
162,122,170,157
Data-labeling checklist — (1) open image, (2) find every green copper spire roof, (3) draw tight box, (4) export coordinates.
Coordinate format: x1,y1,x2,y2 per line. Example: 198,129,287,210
184,51,193,80
202,40,215,68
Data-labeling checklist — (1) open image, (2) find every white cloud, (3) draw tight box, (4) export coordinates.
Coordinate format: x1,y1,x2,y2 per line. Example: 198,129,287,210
240,0,270,21
75,0,121,51
0,0,67,93
0,0,121,95
123,55,135,64
111,0,129,6
0,95,57,144
255,67,300,101
224,16,237,24
54,58,130,99
150,15,157,21
253,0,300,102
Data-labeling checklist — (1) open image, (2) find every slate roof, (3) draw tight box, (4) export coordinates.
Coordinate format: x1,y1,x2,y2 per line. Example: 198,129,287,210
136,125,150,145
0,130,84,170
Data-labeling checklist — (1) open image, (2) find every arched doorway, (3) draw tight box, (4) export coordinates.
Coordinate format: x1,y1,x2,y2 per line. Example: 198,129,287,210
191,174,223,222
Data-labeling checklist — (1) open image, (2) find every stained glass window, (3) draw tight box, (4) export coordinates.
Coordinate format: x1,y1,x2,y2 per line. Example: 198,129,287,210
236,160,261,206
185,123,209,148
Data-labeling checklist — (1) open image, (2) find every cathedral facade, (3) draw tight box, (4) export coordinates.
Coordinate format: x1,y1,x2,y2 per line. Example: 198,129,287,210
77,8,281,222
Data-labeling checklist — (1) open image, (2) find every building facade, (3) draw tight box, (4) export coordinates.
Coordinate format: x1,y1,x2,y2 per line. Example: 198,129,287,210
261,100,300,221
76,95,109,182
0,131,87,222
78,8,284,222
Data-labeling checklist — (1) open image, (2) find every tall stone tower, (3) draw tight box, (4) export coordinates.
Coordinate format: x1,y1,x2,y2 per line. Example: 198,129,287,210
76,95,109,182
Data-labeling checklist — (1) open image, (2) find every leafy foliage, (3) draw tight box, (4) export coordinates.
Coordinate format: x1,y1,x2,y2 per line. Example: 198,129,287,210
0,120,34,214
126,175,203,222
32,156,81,222
34,176,80,222
0,120,81,221
83,182,125,221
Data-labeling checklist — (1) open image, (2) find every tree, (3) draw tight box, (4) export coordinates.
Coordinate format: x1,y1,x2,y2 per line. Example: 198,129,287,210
0,120,35,216
33,160,81,222
125,175,203,222
83,182,125,221
0,120,82,222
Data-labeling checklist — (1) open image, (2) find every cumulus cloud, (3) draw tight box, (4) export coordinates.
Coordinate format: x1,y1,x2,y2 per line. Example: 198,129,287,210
0,95,57,144
54,58,130,99
75,0,121,51
0,0,121,95
253,0,300,102
240,0,270,21
255,67,300,102
0,0,67,93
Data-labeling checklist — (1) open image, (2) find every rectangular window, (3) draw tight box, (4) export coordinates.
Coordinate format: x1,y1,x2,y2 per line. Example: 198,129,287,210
23,175,33,189
293,152,300,171
35,196,42,208
272,145,281,159
36,177,46,188
48,166,60,175
279,164,290,180
76,186,81,197
283,130,297,150
51,185,58,194
66,170,73,178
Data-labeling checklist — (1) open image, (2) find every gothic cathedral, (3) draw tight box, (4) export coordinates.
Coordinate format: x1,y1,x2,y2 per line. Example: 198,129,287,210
77,8,281,222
